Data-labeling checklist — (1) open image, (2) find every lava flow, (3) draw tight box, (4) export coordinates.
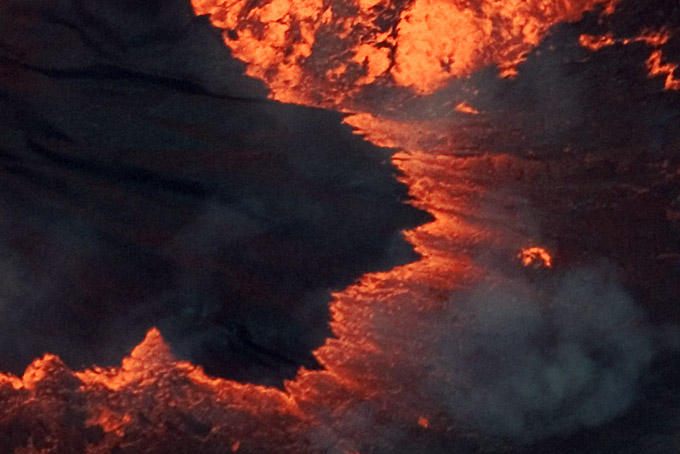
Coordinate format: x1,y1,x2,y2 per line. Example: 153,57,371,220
192,0,619,104
1,0,676,452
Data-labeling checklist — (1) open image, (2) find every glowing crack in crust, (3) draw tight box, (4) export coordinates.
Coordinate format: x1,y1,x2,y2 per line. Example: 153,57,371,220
580,29,680,90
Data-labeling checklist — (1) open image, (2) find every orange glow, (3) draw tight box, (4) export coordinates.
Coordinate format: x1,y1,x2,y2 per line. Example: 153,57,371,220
455,102,480,115
0,328,306,452
89,408,132,437
6,0,675,451
580,29,679,90
580,29,670,50
647,50,680,91
634,29,672,47
192,0,615,102
0,106,560,450
391,0,485,92
579,33,616,50
0,133,541,451
0,371,22,389
519,247,553,268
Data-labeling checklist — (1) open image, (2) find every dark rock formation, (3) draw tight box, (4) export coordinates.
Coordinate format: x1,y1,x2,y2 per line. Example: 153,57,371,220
0,0,428,386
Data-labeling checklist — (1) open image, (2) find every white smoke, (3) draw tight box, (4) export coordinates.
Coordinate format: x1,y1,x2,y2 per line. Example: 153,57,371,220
424,265,655,443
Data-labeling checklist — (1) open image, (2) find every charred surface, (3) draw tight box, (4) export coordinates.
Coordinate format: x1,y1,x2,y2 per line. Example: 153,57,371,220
0,0,428,385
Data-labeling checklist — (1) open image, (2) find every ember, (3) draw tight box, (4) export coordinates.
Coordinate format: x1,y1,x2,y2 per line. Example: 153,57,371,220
519,247,553,268
454,102,480,115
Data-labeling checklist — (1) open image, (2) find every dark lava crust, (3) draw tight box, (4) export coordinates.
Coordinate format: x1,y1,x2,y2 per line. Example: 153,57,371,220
0,0,429,386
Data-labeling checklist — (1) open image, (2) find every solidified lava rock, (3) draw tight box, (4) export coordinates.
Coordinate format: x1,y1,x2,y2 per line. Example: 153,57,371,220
0,0,429,386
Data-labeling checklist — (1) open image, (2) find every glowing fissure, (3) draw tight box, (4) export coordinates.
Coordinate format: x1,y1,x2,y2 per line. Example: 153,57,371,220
580,29,680,90
454,102,480,115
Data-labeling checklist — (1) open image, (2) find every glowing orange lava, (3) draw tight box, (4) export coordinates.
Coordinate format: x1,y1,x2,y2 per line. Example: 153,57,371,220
7,0,673,452
1,329,306,452
647,50,680,91
519,246,553,268
578,33,616,50
580,29,680,90
192,0,617,103
455,102,480,115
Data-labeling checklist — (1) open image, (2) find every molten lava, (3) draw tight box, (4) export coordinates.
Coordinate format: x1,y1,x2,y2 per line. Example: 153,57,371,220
454,102,480,115
2,0,678,452
1,329,307,452
192,0,617,104
646,50,680,91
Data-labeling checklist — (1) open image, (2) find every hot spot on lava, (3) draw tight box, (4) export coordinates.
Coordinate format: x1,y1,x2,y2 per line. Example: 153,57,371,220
518,246,553,268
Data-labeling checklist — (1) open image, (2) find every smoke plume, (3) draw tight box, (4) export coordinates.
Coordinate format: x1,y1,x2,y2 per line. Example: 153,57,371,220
425,265,655,443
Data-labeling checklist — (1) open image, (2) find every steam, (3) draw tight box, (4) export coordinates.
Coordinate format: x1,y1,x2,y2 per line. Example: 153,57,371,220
425,265,655,443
